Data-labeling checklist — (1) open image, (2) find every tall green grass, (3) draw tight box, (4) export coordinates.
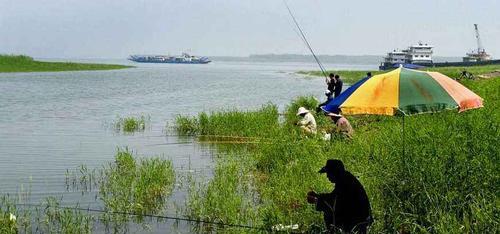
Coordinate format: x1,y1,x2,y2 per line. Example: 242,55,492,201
179,77,499,232
66,148,176,228
114,115,149,133
187,151,261,233
0,195,95,234
0,148,176,232
99,148,176,217
175,104,280,138
0,54,131,73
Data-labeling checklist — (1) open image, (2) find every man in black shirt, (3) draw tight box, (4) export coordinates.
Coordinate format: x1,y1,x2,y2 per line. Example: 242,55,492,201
333,75,343,98
327,73,336,95
307,159,372,233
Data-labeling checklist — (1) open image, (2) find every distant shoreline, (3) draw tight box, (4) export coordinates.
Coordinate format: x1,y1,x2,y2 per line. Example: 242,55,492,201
0,55,133,73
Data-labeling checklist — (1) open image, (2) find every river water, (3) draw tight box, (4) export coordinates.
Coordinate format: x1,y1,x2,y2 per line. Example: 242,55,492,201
0,60,374,232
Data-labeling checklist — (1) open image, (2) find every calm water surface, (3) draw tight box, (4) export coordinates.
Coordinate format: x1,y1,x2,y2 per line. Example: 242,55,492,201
0,60,374,232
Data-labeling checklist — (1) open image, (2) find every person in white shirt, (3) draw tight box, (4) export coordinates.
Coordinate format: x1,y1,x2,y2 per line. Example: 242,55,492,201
296,107,317,134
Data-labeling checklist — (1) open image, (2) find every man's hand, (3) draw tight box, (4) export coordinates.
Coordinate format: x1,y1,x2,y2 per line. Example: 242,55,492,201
307,190,318,204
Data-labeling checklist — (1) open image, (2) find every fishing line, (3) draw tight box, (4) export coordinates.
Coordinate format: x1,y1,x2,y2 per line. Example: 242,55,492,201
282,0,329,80
14,203,271,231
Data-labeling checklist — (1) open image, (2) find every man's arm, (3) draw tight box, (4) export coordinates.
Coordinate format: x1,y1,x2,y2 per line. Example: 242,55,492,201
315,192,336,212
298,114,312,126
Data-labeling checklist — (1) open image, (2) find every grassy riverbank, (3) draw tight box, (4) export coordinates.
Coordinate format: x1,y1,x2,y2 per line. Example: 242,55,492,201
0,55,131,73
299,64,500,83
177,69,499,232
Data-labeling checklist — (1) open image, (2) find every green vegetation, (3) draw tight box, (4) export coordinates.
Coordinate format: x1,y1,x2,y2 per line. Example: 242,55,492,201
66,148,176,229
187,151,261,233
174,104,280,138
299,64,500,83
0,197,18,234
38,197,95,234
98,148,175,216
0,195,94,234
1,148,175,233
176,69,499,233
114,115,149,133
0,54,131,73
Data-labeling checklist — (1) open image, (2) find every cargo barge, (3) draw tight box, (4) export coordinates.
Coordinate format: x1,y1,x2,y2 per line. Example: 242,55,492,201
129,53,211,64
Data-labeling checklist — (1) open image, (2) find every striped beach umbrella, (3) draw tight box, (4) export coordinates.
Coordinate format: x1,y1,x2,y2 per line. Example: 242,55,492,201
321,67,483,116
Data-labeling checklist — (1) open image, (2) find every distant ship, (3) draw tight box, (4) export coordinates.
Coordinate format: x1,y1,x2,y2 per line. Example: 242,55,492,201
379,42,434,70
379,24,499,70
128,53,211,64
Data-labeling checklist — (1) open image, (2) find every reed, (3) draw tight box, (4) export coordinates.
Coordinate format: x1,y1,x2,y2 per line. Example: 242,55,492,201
99,148,176,216
38,197,94,234
175,104,280,138
0,195,95,233
65,148,176,232
2,148,176,232
114,115,149,133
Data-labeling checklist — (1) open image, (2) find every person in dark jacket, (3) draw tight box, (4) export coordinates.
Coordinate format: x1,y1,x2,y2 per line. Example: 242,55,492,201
307,159,372,233
333,75,343,97
327,73,336,94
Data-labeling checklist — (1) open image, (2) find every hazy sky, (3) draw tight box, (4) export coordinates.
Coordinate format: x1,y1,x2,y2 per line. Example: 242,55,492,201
0,0,499,58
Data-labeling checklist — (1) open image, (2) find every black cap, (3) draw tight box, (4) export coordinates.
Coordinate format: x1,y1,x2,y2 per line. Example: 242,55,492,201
318,159,345,174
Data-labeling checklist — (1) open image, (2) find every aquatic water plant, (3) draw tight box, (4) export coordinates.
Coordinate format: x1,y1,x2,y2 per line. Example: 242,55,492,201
0,195,96,234
0,54,132,73
187,151,261,233
174,115,199,135
0,197,18,234
175,104,280,138
38,197,95,234
179,75,499,232
1,148,176,233
114,115,149,133
98,148,176,217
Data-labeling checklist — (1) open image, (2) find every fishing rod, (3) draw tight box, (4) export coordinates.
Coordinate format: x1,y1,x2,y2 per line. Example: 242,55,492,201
14,203,271,231
282,0,329,82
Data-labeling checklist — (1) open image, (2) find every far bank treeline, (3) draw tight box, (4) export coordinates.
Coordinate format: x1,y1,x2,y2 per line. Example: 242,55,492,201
175,67,499,233
0,55,132,73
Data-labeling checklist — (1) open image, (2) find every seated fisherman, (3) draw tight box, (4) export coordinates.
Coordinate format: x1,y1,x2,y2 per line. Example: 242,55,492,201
307,159,372,233
316,90,334,113
296,107,317,134
327,112,353,139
